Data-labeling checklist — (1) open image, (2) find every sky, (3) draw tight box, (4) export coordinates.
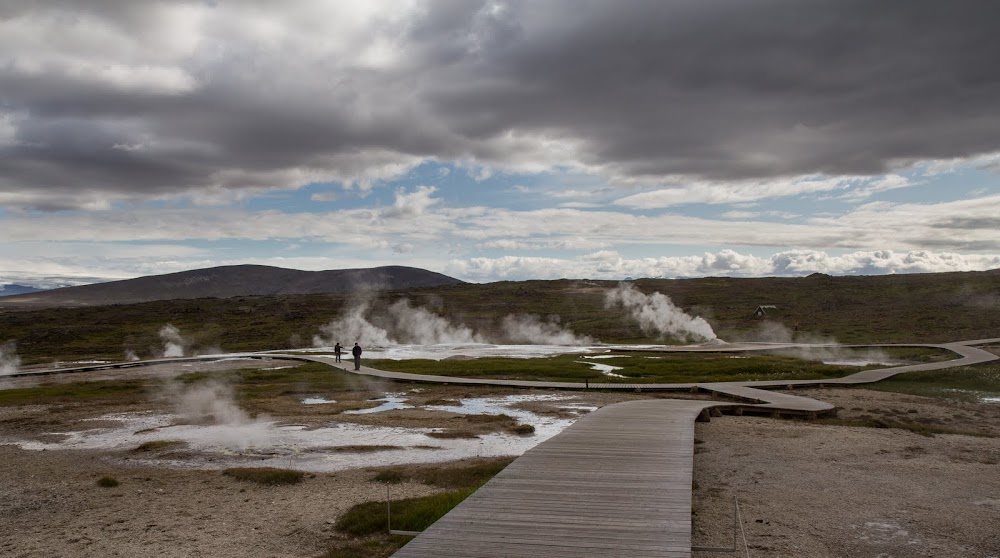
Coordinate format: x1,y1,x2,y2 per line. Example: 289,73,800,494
2,0,1000,289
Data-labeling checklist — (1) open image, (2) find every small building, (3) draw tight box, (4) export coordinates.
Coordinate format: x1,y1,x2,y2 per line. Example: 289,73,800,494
752,305,778,318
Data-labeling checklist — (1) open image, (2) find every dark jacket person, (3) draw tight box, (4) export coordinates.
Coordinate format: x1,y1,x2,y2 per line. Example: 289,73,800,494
352,342,362,370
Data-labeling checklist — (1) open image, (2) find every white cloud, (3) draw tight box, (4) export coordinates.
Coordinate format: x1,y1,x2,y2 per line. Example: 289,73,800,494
310,191,338,202
383,186,440,218
613,175,852,209
449,249,1000,282
720,210,800,220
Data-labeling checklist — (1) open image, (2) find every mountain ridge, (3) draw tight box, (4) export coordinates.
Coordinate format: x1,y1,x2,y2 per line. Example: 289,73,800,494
0,264,465,307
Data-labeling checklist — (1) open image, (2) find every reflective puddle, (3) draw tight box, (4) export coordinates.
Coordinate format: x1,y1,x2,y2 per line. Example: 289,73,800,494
577,360,626,378
343,394,413,414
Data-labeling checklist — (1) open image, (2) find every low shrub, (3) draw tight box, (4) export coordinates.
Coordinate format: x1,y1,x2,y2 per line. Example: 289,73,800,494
222,467,304,485
509,423,535,435
96,476,119,488
132,440,186,452
336,488,476,536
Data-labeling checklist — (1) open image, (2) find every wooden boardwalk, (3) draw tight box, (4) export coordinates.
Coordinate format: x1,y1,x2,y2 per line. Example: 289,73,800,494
391,399,718,558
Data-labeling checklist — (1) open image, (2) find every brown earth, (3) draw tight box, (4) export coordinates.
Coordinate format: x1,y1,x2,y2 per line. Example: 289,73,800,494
693,388,1000,558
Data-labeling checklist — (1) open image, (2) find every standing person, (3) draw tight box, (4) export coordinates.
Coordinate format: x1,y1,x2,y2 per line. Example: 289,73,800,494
352,342,362,371
333,342,342,363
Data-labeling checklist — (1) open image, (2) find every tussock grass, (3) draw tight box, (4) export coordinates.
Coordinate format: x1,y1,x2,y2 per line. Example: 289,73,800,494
509,423,535,435
332,445,403,453
321,536,412,558
96,476,119,488
372,470,407,484
0,380,148,406
425,430,479,439
371,457,515,489
337,488,476,536
222,467,304,485
369,352,886,384
132,440,186,452
335,458,516,556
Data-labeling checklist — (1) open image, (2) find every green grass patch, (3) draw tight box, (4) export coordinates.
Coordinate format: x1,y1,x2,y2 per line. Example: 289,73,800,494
321,536,413,558
336,488,476,536
96,476,120,488
0,379,148,406
368,351,903,384
177,361,367,403
371,457,515,490
222,467,304,485
854,363,1000,401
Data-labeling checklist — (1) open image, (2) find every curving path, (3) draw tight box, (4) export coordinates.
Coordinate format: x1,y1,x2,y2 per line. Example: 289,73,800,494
8,339,1000,414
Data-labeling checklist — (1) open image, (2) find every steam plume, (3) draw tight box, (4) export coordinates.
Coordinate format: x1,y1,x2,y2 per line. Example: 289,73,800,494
501,314,592,345
160,379,272,448
170,380,253,425
159,324,185,357
314,298,590,348
313,302,394,347
746,322,893,365
314,298,483,346
0,340,21,376
605,283,717,342
388,299,482,344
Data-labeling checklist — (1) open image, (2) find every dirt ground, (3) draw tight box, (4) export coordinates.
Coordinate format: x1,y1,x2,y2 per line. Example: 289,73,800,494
693,388,1000,558
2,368,999,557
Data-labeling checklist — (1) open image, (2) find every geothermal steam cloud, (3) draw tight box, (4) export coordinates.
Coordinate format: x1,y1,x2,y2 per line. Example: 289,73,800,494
160,324,185,357
605,283,718,342
0,340,21,376
313,297,590,347
501,314,593,345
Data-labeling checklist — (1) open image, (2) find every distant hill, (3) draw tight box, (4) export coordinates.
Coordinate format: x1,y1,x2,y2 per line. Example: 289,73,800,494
0,284,46,296
0,265,465,307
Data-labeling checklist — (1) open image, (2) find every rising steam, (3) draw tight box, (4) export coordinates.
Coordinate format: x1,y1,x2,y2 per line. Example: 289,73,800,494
159,379,272,448
745,322,894,365
169,380,254,425
501,314,592,345
605,283,718,342
0,340,21,376
388,299,483,344
313,298,590,347
159,324,185,357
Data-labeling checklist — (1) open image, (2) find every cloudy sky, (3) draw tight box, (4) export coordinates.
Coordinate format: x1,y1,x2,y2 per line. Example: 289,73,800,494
2,0,1000,288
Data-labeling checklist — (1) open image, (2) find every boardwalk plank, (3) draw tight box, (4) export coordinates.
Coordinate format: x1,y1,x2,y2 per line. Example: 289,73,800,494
391,399,714,558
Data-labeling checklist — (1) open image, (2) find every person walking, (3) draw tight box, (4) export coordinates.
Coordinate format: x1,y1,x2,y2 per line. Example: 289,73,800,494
333,342,342,363
352,342,362,371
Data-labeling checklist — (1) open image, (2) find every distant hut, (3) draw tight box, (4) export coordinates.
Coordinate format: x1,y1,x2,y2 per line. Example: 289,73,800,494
752,305,777,318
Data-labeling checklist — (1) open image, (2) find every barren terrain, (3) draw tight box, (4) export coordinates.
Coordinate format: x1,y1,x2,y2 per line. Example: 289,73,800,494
693,388,1000,557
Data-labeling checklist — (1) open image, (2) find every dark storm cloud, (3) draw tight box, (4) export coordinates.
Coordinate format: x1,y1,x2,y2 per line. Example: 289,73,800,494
2,0,1000,208
419,0,1000,178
